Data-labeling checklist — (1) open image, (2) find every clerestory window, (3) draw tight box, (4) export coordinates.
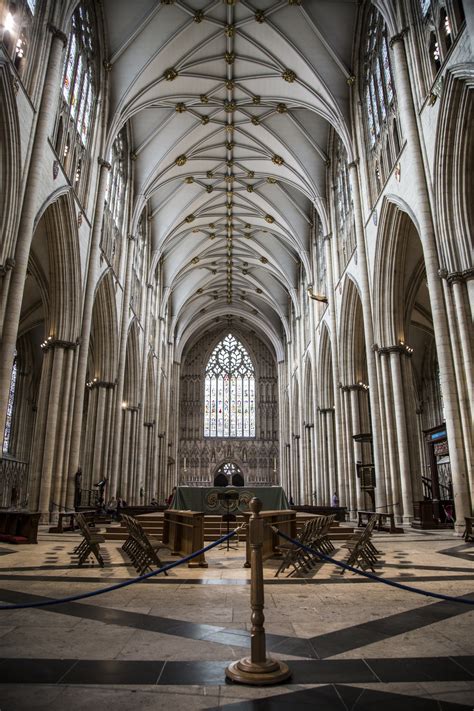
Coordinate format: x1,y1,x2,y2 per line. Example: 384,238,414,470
204,334,255,438
361,7,401,204
53,1,97,200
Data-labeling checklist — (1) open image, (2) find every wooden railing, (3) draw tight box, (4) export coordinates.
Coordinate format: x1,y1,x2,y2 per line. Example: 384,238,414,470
162,509,208,568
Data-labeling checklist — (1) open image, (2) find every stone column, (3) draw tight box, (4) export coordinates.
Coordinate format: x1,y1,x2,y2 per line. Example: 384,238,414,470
388,348,414,521
37,345,65,519
378,351,401,517
66,157,111,506
342,388,354,513
350,386,364,511
51,346,75,512
135,284,153,501
108,235,135,501
0,25,67,436
323,233,345,505
348,162,386,512
390,32,470,527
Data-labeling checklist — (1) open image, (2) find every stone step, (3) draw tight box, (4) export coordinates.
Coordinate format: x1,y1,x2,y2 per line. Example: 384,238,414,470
102,513,354,542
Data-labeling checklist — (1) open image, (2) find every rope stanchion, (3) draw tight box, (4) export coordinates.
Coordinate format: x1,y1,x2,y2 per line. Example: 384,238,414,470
226,498,291,685
273,528,474,606
0,527,244,611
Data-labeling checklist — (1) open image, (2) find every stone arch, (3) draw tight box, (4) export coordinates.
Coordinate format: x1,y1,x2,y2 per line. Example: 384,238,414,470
0,64,21,265
89,270,119,383
123,319,141,406
374,198,429,347
339,277,367,386
434,67,473,273
31,191,82,342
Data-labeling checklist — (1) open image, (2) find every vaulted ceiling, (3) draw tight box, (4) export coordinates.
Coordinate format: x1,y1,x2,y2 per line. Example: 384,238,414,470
102,0,359,357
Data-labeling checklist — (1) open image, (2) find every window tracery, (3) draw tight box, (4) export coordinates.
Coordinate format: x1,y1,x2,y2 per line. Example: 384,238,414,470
333,136,355,276
361,7,400,203
53,1,97,199
130,211,147,318
204,334,255,438
416,1,465,84
101,128,129,274
2,0,36,79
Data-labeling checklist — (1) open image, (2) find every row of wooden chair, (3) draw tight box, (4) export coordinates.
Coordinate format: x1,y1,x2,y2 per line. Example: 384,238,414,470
275,514,336,578
72,512,105,567
340,513,381,574
121,514,170,575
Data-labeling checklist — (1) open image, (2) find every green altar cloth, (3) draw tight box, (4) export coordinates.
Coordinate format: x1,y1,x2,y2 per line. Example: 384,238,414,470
171,486,289,514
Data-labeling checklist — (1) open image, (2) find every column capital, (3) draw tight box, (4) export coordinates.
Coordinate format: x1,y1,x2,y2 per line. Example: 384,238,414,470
0,258,15,276
86,379,115,390
378,343,413,357
47,24,68,48
323,232,332,243
40,337,79,352
442,267,474,285
98,157,112,170
347,159,359,170
389,28,408,49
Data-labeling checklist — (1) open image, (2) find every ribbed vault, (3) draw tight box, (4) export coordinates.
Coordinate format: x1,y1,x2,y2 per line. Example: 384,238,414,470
102,0,358,353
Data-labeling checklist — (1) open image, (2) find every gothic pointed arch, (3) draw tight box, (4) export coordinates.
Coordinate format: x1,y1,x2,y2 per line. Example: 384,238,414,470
434,65,474,275
0,64,21,267
339,277,367,386
89,269,119,383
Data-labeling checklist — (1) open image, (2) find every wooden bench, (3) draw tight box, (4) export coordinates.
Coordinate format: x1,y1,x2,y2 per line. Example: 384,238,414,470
162,510,208,568
121,514,169,575
358,510,399,533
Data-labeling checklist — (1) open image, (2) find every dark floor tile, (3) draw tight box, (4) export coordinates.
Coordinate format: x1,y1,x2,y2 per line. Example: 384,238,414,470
451,656,474,676
266,635,319,659
0,658,75,684
159,660,229,685
365,657,473,683
287,659,376,684
350,685,472,710
61,659,164,685
312,627,384,658
219,684,346,709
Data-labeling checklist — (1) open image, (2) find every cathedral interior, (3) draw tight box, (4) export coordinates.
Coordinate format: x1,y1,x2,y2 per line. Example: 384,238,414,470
0,0,473,708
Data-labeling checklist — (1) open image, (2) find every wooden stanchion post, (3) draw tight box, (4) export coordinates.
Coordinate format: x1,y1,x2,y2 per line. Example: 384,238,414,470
226,497,291,685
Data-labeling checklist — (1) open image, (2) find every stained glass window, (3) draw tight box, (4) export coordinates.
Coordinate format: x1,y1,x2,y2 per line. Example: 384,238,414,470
58,2,96,147
2,354,17,454
361,7,400,203
204,334,255,438
334,136,355,276
420,0,431,16
101,128,128,270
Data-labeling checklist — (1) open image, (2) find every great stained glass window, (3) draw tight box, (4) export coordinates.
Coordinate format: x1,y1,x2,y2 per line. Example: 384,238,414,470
2,354,17,454
204,334,255,438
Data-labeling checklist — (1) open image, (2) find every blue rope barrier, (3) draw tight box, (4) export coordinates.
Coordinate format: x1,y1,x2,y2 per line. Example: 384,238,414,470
0,529,239,611
275,529,474,606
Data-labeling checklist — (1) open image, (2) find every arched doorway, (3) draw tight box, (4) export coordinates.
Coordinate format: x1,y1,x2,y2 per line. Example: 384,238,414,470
214,462,244,487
